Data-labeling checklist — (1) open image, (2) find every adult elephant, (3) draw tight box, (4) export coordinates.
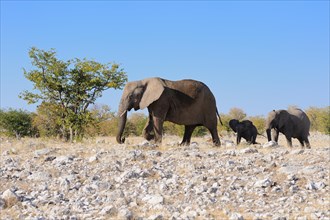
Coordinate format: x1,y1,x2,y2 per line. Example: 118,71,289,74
229,119,258,145
116,77,222,146
266,107,310,148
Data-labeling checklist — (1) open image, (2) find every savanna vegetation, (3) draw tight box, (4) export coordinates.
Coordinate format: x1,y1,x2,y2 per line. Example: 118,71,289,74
18,47,127,141
1,47,329,140
1,105,329,140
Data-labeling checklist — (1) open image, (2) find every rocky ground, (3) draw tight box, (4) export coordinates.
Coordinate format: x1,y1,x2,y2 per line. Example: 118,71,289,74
0,132,329,220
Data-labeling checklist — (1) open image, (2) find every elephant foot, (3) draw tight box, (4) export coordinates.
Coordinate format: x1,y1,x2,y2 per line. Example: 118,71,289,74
143,133,155,141
179,141,190,146
213,139,221,147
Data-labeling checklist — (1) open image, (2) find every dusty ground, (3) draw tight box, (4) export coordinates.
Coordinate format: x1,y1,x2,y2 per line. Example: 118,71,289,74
0,132,329,220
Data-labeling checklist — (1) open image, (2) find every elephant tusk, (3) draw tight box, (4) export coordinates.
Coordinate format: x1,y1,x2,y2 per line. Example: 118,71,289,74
120,110,127,117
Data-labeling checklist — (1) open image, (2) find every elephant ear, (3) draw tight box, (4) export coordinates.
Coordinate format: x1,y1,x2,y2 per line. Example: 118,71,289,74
139,78,165,110
229,119,238,132
278,110,289,129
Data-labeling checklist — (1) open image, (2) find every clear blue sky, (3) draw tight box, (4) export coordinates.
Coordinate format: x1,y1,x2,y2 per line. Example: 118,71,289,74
1,1,329,116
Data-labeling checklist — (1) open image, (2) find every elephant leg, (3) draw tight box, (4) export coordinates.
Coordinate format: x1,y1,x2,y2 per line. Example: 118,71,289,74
152,116,164,144
245,134,253,145
180,125,197,146
304,137,311,149
285,135,293,147
207,127,220,146
236,133,242,145
252,135,257,144
246,136,253,145
143,114,154,141
298,137,304,147
272,129,279,142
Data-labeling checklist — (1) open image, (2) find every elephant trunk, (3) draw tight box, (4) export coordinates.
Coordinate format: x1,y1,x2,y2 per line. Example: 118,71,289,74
265,119,273,142
116,102,128,144
266,128,272,142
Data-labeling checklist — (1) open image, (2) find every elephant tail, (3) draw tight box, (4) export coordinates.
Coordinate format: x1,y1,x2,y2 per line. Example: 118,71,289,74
216,108,223,126
257,132,267,138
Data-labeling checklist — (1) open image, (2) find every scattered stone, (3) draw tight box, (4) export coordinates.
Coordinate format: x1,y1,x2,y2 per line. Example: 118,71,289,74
142,194,164,205
88,155,98,163
0,198,6,210
138,141,157,148
306,182,317,190
1,189,20,208
148,214,163,220
27,171,52,181
229,212,244,220
34,148,51,156
278,165,300,175
118,208,133,220
129,149,145,161
227,160,235,166
290,149,304,155
223,140,235,147
240,147,258,154
254,178,273,188
9,148,18,154
99,205,116,215
0,133,329,219
315,181,327,189
96,139,106,144
263,141,278,148
53,155,74,165
44,156,56,162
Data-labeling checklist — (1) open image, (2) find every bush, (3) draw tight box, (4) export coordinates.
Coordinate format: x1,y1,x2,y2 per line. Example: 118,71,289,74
306,106,330,134
248,115,266,134
33,102,63,138
218,107,247,133
95,112,147,138
89,117,118,137
128,113,148,136
0,109,37,138
162,121,181,136
228,107,246,120
85,104,116,137
163,122,206,137
192,126,208,137
218,114,232,132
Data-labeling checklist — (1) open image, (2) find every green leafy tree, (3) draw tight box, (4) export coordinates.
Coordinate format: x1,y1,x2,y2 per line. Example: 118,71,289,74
20,47,127,141
0,109,37,138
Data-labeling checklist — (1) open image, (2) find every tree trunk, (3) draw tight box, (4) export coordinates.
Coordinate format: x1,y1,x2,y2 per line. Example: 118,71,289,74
69,127,73,143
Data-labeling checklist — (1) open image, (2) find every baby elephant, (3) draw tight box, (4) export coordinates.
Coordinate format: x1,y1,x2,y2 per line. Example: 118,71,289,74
229,119,258,145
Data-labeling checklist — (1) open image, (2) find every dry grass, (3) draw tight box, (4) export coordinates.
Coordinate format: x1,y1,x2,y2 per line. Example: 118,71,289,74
1,131,328,154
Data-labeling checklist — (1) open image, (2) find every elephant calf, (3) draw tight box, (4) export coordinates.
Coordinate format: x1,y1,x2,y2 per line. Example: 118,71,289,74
266,107,311,148
229,119,258,145
116,77,222,146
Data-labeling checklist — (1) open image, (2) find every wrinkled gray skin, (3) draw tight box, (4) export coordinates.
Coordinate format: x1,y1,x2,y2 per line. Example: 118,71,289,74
229,119,258,145
116,77,222,146
266,107,310,148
